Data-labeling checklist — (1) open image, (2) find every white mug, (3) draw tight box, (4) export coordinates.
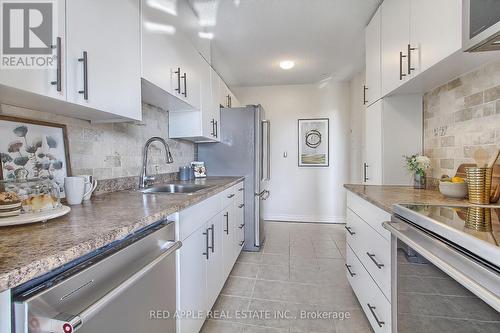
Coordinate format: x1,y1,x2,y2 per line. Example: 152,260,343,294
80,175,97,201
64,177,93,205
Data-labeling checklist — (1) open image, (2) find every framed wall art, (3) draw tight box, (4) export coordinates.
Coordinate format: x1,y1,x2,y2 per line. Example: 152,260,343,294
298,118,329,167
0,115,71,196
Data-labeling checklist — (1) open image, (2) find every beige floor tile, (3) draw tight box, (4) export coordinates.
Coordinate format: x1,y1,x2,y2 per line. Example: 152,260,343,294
257,264,290,281
241,325,289,333
238,252,264,263
261,253,289,266
290,256,319,270
244,299,293,329
201,319,244,333
231,263,260,278
252,279,292,302
222,277,257,297
314,246,343,259
211,295,251,320
289,303,337,333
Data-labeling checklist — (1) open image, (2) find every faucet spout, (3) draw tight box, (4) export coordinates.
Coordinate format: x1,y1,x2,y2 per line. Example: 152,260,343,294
140,137,174,189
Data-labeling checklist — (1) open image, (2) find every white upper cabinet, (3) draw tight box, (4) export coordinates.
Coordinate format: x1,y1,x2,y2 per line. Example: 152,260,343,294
365,6,382,106
0,1,66,101
380,0,410,97
409,0,462,75
66,0,142,121
364,101,383,185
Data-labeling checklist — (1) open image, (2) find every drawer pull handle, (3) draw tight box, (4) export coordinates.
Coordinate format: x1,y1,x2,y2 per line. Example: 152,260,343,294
367,303,385,327
367,252,384,269
344,226,356,236
238,188,244,191
239,240,244,246
238,223,245,229
345,264,356,277
227,194,235,198
238,204,244,208
224,212,229,235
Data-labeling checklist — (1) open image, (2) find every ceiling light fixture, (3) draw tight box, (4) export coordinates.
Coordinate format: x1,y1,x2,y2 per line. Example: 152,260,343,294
198,31,214,39
279,60,295,70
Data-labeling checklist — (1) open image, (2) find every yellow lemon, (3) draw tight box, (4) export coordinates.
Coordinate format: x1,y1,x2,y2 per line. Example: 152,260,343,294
451,176,465,183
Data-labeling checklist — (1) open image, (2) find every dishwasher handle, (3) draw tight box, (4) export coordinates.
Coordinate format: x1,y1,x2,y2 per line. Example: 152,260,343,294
64,240,182,331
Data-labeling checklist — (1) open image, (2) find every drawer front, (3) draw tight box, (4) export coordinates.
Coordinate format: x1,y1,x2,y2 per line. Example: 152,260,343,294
346,208,391,300
347,191,391,241
179,193,222,241
235,182,244,205
222,185,236,208
234,202,245,261
346,244,392,333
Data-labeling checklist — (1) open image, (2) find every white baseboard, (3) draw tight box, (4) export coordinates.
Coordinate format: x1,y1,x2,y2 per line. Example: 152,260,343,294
264,214,345,224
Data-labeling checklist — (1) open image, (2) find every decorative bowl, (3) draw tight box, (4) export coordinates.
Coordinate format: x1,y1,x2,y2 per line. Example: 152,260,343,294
439,181,468,199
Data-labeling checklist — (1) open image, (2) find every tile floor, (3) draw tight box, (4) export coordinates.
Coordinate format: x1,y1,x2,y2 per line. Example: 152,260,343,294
201,221,372,333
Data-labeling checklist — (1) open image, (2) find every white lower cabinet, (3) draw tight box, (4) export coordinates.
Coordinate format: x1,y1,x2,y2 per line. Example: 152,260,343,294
345,191,392,333
177,181,244,333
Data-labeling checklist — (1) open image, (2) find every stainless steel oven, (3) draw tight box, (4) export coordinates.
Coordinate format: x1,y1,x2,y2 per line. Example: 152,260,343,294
384,204,500,333
12,220,181,333
463,0,500,52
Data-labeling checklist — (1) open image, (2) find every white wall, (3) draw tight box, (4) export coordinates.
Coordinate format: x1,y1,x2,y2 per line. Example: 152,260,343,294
233,82,350,223
349,71,366,184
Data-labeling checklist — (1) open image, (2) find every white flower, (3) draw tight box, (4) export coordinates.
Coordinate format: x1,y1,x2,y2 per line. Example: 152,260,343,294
416,155,431,170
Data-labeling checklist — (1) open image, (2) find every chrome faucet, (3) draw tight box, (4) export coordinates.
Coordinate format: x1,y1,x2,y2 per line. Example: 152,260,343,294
140,137,174,189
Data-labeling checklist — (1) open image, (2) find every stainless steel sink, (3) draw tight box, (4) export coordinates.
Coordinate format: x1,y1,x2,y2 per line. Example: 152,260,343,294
139,184,210,194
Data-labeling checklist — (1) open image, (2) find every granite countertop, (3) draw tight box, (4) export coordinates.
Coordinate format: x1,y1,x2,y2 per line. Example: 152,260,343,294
344,184,477,214
0,176,244,292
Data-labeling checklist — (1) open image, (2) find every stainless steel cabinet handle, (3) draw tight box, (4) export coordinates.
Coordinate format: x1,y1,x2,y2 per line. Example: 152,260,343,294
238,188,244,192
367,303,385,327
407,44,416,74
209,224,214,253
345,264,356,277
367,252,384,269
238,223,245,229
50,37,62,91
238,204,244,208
239,240,244,246
363,85,368,105
62,241,182,332
345,226,356,236
363,163,369,182
224,212,229,234
203,228,209,259
227,194,235,199
226,94,230,107
78,51,88,100
215,120,218,138
174,68,181,93
229,95,232,107
211,119,215,137
399,51,407,80
182,72,187,97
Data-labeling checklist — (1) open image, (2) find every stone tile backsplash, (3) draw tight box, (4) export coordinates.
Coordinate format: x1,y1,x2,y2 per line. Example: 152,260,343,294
423,59,500,180
0,102,195,181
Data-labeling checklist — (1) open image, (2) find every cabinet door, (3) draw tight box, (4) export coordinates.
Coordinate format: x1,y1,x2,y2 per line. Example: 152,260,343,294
178,224,208,333
364,101,383,185
200,66,219,141
219,79,231,108
381,0,410,96
210,68,221,140
66,0,141,120
222,203,235,278
409,0,461,75
365,6,382,105
0,0,66,101
206,213,224,308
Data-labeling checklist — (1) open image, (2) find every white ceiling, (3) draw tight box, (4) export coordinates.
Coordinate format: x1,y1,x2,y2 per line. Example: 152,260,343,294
208,0,381,87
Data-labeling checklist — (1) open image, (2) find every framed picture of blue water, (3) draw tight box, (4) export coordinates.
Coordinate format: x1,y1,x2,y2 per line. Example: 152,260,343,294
298,118,329,167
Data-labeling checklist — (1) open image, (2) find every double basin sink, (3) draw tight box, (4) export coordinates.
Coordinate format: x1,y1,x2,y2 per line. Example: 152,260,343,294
139,184,210,194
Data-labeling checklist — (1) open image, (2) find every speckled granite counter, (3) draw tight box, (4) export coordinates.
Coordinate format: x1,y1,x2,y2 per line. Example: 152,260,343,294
343,184,482,214
0,176,243,292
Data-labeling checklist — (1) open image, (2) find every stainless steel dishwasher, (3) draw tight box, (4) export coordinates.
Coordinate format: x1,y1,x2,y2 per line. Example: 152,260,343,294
12,220,181,333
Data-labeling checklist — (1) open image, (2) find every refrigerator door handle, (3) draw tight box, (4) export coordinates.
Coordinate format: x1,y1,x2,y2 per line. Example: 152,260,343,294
262,120,271,181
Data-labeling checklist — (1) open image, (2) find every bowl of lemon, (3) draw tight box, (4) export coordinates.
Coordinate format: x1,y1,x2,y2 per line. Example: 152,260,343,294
439,176,468,199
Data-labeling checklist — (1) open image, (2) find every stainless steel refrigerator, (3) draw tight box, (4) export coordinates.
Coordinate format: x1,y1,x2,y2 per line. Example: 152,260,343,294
198,105,270,252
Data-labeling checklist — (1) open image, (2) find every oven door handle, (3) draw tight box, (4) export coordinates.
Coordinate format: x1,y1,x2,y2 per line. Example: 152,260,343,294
62,241,182,331
383,221,500,312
